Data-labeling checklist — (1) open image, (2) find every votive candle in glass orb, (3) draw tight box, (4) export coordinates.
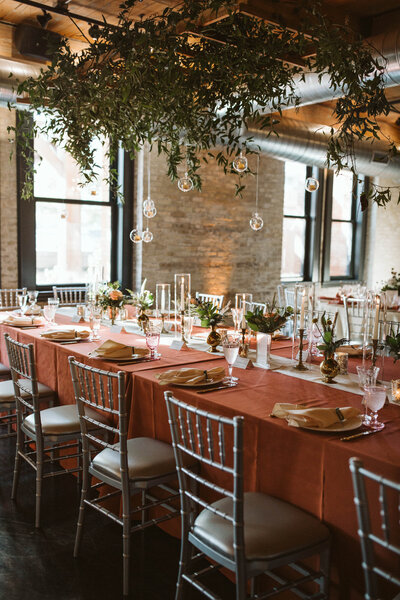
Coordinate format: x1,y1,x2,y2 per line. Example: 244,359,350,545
305,177,319,192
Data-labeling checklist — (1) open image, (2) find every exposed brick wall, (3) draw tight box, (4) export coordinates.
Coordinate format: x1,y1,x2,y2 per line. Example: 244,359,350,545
134,149,285,304
0,107,18,288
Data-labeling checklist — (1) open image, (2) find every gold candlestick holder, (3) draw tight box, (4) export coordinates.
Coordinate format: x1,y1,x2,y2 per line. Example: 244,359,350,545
371,338,379,367
239,327,248,358
181,310,188,344
161,313,168,334
294,328,309,371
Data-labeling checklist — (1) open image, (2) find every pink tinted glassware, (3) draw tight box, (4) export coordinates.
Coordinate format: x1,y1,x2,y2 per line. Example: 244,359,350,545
146,332,160,359
363,385,387,431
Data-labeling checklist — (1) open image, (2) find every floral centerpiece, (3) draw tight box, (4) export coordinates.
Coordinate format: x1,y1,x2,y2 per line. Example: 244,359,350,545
98,281,128,324
386,332,400,363
245,298,293,334
127,279,154,331
381,268,400,293
315,313,347,383
193,300,231,352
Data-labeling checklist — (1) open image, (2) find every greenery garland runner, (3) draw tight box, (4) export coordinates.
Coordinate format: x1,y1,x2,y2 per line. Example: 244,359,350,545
9,0,399,207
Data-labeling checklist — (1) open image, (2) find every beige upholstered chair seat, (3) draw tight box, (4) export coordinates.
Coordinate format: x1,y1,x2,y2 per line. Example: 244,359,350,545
23,404,108,436
0,379,54,404
193,492,330,562
92,437,179,482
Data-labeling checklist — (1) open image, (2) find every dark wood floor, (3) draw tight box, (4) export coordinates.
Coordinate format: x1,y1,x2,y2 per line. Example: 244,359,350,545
0,437,234,600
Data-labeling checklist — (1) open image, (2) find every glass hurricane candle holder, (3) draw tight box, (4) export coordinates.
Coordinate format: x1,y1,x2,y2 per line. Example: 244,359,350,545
174,273,191,339
391,379,400,405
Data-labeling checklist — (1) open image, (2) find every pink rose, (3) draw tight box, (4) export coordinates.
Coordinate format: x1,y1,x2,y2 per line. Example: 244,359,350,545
109,290,123,301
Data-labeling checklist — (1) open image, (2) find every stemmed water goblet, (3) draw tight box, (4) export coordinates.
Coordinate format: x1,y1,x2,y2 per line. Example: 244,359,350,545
231,308,244,333
17,293,28,315
88,306,102,341
222,333,240,386
356,366,379,424
146,324,161,359
43,305,56,327
363,385,387,430
27,290,39,310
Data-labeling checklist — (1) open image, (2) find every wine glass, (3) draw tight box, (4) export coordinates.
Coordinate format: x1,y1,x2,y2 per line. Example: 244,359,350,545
89,306,102,340
363,385,387,430
222,334,240,386
27,290,38,309
17,293,28,315
356,366,379,424
146,330,161,359
43,305,56,327
231,308,244,333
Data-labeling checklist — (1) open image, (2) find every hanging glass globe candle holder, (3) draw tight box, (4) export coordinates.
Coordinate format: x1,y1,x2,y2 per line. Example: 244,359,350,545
178,172,193,193
305,177,319,192
233,151,248,174
143,198,157,218
250,212,264,231
129,229,142,244
142,227,154,243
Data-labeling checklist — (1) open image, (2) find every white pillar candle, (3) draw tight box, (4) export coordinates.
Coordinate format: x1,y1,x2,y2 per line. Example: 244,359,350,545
299,289,306,329
241,313,247,329
161,286,166,313
180,278,185,310
373,296,380,339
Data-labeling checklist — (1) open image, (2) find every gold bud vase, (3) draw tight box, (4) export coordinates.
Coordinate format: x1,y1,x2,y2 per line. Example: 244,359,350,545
207,324,221,353
320,356,340,384
137,309,149,332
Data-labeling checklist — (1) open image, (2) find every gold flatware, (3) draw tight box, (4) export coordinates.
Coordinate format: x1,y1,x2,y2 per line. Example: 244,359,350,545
340,430,379,442
117,358,158,365
197,384,237,394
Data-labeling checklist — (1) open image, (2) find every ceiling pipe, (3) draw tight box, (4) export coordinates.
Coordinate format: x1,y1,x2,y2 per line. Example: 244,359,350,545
242,118,400,179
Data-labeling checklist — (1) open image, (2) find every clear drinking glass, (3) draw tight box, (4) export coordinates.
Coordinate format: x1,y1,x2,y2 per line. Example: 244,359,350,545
89,306,102,340
27,290,38,307
364,385,387,430
17,293,28,315
146,331,161,359
356,366,380,425
222,334,240,385
231,308,244,332
43,305,56,326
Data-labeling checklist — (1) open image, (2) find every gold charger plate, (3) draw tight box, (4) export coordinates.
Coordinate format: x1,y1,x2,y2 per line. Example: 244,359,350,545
298,415,362,433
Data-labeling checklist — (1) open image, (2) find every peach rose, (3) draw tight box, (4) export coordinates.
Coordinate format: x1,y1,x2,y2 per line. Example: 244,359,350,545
109,290,123,301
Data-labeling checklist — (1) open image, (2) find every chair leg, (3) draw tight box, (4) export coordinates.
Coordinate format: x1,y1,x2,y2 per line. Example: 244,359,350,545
141,489,147,526
122,514,131,596
175,528,192,600
11,448,21,500
74,472,89,558
35,455,43,529
319,545,331,599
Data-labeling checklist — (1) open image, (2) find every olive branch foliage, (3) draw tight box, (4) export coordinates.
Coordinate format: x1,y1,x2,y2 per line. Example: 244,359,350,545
8,0,399,207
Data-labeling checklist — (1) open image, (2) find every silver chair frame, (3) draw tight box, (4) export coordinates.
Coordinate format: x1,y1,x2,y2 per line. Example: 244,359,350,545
349,457,400,600
69,357,180,596
195,293,224,309
251,301,266,312
52,285,88,306
343,297,368,344
165,392,330,600
0,287,27,310
5,334,80,528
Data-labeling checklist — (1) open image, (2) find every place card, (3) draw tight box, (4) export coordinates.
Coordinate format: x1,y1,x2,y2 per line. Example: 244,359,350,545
110,325,123,333
170,340,184,351
233,356,251,369
71,314,84,323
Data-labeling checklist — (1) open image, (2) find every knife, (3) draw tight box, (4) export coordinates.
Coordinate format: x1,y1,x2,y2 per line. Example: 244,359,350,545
197,384,237,394
340,430,379,442
117,358,159,365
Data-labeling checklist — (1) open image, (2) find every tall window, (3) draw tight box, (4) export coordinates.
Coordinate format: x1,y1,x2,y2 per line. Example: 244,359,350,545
17,113,133,291
34,116,111,285
322,171,366,282
281,160,317,282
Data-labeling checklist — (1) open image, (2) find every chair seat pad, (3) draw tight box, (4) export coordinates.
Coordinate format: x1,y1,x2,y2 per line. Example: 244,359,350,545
0,362,11,377
23,404,107,436
193,492,330,562
92,437,179,482
0,379,54,404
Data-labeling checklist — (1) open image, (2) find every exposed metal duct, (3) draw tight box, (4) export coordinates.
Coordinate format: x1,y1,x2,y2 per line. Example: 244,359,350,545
0,57,41,106
243,119,400,179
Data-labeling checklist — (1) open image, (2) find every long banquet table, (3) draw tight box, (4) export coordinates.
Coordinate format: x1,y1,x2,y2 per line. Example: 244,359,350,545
1,314,399,600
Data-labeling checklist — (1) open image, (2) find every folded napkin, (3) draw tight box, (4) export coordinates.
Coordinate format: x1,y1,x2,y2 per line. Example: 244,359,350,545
41,327,90,340
336,344,364,357
4,315,42,326
91,339,138,359
271,402,360,429
156,366,225,386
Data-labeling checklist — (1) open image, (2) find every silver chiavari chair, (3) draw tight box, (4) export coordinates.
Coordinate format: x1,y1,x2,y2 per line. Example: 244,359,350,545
0,287,27,310
5,334,105,528
52,285,88,306
164,392,331,600
251,301,266,312
69,357,183,596
195,293,224,309
349,457,400,600
343,297,368,344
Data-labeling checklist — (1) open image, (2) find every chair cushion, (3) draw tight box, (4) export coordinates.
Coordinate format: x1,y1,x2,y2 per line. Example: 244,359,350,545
0,379,54,404
0,362,11,377
92,437,178,482
193,492,330,562
23,404,108,436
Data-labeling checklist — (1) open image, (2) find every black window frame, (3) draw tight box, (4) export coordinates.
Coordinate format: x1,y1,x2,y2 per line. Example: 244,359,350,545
16,114,133,295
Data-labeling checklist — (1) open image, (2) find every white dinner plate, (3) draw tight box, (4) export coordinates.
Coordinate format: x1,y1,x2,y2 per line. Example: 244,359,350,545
168,376,225,388
299,415,363,433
